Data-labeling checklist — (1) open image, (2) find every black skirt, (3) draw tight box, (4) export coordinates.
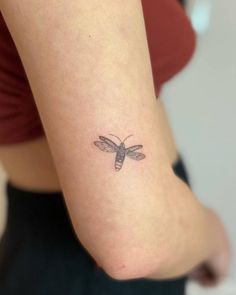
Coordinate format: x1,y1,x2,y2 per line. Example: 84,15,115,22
0,156,190,295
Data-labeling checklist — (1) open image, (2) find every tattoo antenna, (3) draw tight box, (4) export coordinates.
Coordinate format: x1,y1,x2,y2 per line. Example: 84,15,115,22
109,134,133,143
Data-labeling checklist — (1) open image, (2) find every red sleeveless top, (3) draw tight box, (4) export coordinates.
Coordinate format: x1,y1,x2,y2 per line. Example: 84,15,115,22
0,0,196,144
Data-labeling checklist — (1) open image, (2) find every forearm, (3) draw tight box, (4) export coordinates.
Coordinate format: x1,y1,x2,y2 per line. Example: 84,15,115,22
0,0,220,281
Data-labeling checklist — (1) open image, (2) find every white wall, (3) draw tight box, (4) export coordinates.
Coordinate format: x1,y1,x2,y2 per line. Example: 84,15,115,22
162,0,236,293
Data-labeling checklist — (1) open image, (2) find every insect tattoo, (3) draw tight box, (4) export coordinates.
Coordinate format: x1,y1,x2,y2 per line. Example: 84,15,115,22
94,134,145,171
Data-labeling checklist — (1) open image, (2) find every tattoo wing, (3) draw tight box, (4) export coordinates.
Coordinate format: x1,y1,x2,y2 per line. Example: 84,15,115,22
94,136,119,153
125,145,143,152
126,150,146,161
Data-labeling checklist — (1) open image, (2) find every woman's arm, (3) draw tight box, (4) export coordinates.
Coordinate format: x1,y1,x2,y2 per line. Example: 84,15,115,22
0,0,226,280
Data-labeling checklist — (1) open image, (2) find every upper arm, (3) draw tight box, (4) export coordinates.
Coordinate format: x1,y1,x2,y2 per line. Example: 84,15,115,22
0,0,175,279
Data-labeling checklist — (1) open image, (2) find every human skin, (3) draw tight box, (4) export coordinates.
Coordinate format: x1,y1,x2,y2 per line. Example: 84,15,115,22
0,0,231,283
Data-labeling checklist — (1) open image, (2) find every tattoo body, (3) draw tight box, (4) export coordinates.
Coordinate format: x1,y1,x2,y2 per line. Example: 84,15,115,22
94,134,145,171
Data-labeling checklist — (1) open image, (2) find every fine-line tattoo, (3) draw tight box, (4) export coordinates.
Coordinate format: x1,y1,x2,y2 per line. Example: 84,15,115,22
94,134,145,171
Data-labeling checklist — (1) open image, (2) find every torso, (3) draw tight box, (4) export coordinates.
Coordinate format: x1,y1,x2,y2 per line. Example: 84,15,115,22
0,99,178,192
0,134,61,191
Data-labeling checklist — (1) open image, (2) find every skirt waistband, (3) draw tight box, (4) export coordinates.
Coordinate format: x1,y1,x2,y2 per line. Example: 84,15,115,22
4,180,76,239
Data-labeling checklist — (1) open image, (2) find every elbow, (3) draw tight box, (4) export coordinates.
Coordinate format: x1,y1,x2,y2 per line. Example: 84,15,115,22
100,247,166,281
103,260,145,281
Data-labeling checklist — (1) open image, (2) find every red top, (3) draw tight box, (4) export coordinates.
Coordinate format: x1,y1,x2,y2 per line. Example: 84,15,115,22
0,0,196,144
